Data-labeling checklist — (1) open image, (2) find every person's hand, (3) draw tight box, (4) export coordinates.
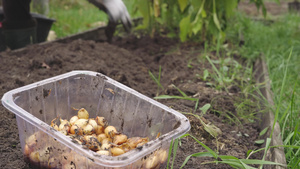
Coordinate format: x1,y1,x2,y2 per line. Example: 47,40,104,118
103,0,132,31
88,0,132,31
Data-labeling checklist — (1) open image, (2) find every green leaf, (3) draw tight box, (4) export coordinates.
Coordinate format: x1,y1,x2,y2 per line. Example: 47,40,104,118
240,159,285,166
199,103,211,114
203,69,209,80
201,8,207,18
171,139,179,169
194,99,200,112
247,149,253,157
259,137,272,169
190,0,202,9
167,139,173,169
218,155,239,160
180,152,214,169
224,0,238,18
192,21,203,35
283,132,294,145
255,139,265,145
259,127,269,136
212,0,221,31
154,95,198,101
182,134,218,158
192,0,206,23
216,160,245,168
137,0,150,28
172,84,188,97
179,15,191,42
240,160,257,169
149,69,164,90
178,0,189,12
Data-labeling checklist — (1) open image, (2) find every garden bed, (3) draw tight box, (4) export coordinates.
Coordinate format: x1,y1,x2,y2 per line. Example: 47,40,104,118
1,34,267,169
0,13,289,167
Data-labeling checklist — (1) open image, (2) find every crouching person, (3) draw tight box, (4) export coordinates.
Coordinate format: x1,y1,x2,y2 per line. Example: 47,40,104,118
1,0,37,50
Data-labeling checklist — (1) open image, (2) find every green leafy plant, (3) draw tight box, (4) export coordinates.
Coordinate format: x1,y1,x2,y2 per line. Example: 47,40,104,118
131,0,266,42
205,55,244,92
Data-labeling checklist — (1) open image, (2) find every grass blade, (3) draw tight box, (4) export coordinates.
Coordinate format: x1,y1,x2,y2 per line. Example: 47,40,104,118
184,134,218,158
154,95,198,101
206,55,222,81
180,152,214,169
166,139,173,169
172,84,188,97
240,159,285,166
149,68,164,90
240,160,256,169
259,137,271,169
259,127,269,136
214,160,244,168
270,48,292,138
171,139,179,169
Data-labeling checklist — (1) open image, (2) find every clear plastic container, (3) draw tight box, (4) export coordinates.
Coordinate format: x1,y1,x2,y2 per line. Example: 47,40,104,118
1,71,190,169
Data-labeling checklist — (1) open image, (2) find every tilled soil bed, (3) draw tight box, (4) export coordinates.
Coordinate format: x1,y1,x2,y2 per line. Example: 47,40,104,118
0,34,263,169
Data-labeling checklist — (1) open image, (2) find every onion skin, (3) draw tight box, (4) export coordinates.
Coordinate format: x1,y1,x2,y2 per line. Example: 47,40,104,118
104,126,117,138
97,133,107,143
29,151,40,163
83,124,94,135
113,134,128,145
70,125,78,134
101,143,111,150
96,150,110,156
158,150,168,163
48,157,60,168
69,116,79,125
111,147,125,156
89,119,98,129
70,125,84,135
24,144,32,156
95,116,107,126
78,108,89,119
126,137,149,149
101,138,112,144
145,155,159,169
73,119,88,128
95,125,104,135
53,124,59,131
26,134,37,148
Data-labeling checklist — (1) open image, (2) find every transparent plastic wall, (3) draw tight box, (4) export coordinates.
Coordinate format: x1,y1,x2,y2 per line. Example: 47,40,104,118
3,71,190,168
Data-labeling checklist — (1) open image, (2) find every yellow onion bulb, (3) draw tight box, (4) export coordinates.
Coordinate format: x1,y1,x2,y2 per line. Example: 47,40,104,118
78,108,89,119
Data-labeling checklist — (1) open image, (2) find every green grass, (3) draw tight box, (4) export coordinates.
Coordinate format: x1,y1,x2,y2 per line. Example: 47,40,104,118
167,134,284,169
46,0,105,38
226,12,300,168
